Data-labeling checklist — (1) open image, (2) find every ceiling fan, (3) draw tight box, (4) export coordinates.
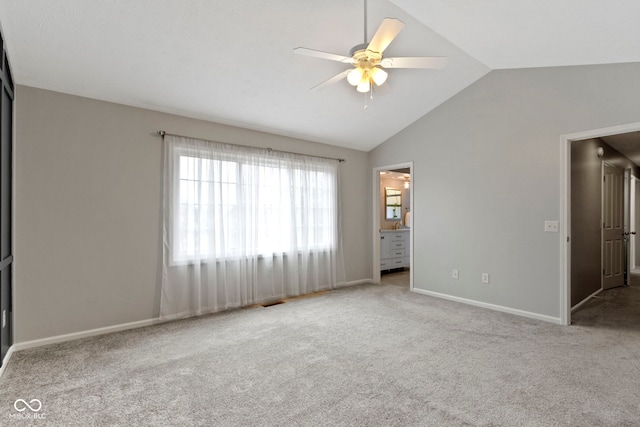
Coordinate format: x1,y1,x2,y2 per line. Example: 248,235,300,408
293,0,448,95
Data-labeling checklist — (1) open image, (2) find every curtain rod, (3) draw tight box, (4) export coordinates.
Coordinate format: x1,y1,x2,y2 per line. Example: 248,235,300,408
156,130,346,163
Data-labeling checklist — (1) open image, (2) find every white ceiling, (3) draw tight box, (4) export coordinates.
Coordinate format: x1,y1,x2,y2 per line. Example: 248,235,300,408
391,0,640,69
1,1,639,151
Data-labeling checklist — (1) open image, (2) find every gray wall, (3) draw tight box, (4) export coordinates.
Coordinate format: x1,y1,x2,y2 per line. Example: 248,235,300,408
15,86,372,343
370,62,640,319
570,139,602,306
571,138,639,306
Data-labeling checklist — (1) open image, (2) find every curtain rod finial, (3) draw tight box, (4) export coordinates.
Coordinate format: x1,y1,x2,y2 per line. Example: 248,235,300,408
157,130,166,136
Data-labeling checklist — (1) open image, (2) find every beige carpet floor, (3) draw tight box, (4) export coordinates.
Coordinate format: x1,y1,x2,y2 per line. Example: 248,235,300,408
1,282,639,426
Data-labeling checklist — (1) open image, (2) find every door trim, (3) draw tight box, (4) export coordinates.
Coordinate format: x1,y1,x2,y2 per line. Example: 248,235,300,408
372,162,413,290
561,121,640,325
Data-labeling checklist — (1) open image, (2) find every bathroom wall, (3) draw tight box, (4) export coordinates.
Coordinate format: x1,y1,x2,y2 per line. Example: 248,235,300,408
380,174,410,229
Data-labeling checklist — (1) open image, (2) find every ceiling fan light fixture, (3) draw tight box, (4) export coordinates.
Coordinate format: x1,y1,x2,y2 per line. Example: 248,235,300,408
356,78,371,93
371,67,388,86
347,68,364,86
293,0,448,101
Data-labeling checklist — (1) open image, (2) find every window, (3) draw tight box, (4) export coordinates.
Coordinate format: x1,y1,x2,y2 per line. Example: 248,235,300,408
161,134,345,318
169,140,338,263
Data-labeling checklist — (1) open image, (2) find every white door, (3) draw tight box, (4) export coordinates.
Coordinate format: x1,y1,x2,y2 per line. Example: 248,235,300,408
602,164,625,290
629,176,639,276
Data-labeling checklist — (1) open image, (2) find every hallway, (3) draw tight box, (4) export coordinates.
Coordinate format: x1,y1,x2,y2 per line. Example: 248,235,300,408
571,270,640,328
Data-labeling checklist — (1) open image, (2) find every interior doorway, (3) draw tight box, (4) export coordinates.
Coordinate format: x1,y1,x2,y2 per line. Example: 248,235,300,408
562,123,640,325
373,162,413,290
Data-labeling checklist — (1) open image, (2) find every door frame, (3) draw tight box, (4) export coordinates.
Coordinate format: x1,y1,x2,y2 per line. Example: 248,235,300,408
561,122,640,325
372,162,413,290
0,30,14,369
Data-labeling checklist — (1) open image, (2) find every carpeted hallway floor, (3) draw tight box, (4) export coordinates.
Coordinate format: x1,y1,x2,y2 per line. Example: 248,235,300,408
571,274,640,329
1,282,639,426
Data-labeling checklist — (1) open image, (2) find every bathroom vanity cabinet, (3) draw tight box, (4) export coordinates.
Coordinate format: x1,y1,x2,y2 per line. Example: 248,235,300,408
380,229,410,270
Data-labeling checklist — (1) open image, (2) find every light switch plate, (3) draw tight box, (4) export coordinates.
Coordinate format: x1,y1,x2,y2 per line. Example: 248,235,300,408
544,221,559,232
452,269,459,279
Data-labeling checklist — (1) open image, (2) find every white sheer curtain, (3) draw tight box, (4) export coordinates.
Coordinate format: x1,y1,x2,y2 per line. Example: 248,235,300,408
161,135,345,319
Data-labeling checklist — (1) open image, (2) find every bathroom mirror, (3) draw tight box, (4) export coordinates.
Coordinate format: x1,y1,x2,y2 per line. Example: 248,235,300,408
385,187,402,220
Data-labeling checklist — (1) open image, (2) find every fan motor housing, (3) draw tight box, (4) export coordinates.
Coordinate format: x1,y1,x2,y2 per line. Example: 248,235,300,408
349,43,382,69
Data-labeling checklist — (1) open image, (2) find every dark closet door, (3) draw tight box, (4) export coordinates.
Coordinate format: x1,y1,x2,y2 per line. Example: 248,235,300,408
0,30,14,365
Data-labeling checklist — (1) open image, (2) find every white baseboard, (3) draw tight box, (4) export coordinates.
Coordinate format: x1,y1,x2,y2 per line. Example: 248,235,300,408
343,278,373,286
412,288,563,325
571,288,603,312
0,345,15,378
12,318,161,352
8,278,373,357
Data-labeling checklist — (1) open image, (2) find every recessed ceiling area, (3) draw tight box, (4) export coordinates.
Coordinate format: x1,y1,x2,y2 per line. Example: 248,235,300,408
1,1,639,151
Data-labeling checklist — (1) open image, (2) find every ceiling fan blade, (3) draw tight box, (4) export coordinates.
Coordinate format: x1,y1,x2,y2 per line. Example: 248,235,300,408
380,56,448,69
367,18,405,54
293,47,353,64
310,69,351,92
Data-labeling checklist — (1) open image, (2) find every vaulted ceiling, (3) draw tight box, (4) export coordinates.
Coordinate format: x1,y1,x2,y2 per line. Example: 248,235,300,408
1,1,639,151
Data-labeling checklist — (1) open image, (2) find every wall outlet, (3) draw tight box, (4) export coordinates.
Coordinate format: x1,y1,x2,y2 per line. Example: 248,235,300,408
481,273,490,284
452,269,459,279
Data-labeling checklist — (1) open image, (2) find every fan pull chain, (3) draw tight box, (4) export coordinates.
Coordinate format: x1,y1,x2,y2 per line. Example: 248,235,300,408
364,85,375,110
